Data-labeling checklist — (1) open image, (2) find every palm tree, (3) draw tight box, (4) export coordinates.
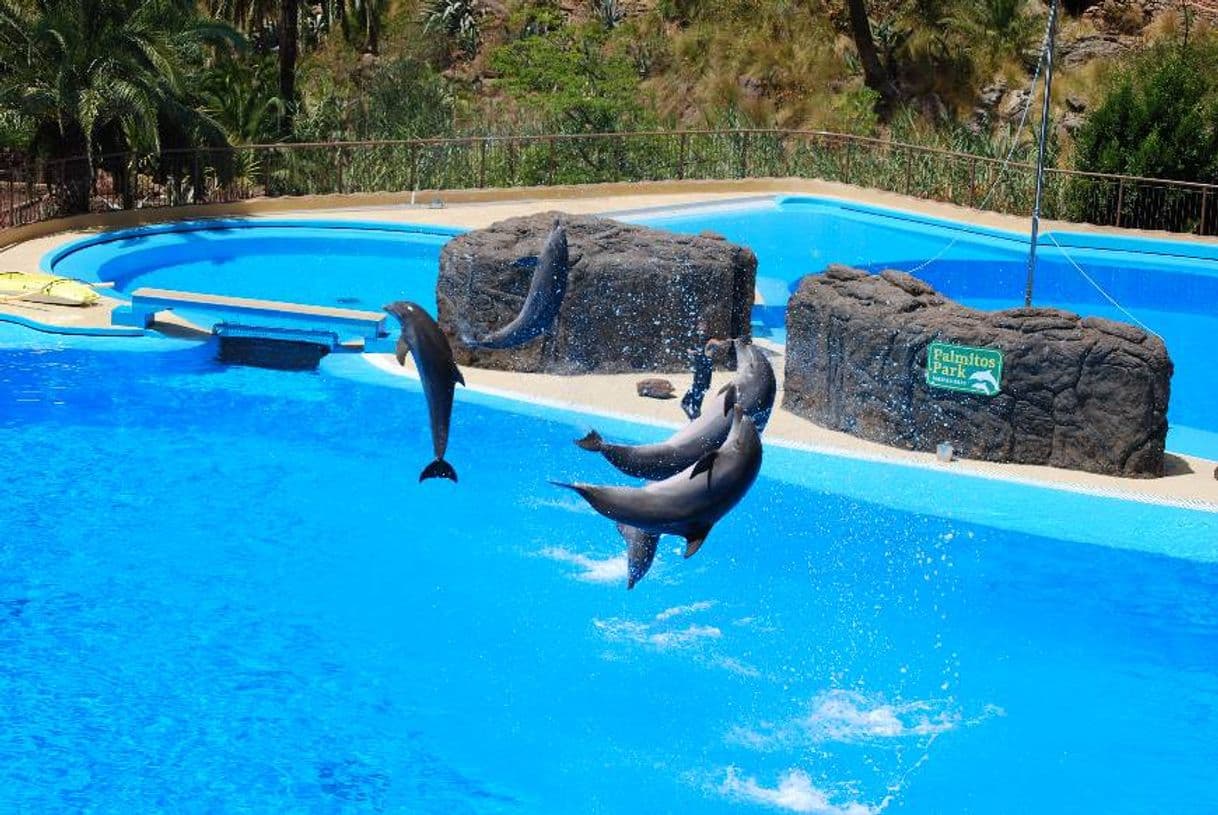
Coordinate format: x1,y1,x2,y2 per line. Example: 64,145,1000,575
845,0,898,115
346,0,388,54
0,0,242,211
278,0,298,129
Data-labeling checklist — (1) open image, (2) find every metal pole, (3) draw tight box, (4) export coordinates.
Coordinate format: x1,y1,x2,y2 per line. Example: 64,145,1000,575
1024,0,1059,308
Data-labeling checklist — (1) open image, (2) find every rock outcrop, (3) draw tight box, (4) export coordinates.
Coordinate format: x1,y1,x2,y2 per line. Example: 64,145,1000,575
783,266,1173,477
437,212,756,374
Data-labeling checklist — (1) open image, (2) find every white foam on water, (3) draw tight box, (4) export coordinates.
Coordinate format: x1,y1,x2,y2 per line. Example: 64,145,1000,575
648,624,722,649
804,690,960,742
728,690,967,750
538,547,627,584
719,767,879,815
655,600,717,621
712,656,761,678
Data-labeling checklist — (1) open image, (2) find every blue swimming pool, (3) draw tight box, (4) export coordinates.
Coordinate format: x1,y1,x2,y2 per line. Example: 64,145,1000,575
2,325,1216,813
632,196,1218,459
45,199,1218,458
47,219,460,312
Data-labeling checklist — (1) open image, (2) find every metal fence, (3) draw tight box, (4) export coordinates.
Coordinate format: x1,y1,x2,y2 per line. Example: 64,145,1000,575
3,129,1217,237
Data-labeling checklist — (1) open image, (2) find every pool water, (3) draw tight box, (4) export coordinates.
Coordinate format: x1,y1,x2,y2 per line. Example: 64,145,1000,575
635,197,1218,459
48,220,458,312
47,202,1218,459
3,329,1216,813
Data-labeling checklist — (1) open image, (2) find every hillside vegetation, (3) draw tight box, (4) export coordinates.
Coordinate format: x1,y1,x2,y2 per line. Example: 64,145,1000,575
2,0,1217,210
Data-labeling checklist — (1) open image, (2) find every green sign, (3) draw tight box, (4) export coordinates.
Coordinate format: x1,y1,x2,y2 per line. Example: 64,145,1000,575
925,341,1004,396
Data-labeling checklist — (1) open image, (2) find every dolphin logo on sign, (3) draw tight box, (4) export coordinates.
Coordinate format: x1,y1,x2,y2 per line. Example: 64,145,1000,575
968,370,999,395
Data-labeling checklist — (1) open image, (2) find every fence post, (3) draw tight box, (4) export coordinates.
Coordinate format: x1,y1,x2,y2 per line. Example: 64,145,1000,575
507,139,517,186
903,148,913,196
547,137,556,185
1200,188,1210,235
1115,178,1125,228
677,131,687,180
844,140,853,183
478,138,488,188
262,147,274,197
739,131,750,179
409,143,418,193
335,145,345,194
968,158,977,207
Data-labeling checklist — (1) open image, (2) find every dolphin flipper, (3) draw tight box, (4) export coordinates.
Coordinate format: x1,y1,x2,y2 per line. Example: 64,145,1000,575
617,523,660,590
689,451,719,483
683,523,713,558
420,459,458,482
719,382,738,415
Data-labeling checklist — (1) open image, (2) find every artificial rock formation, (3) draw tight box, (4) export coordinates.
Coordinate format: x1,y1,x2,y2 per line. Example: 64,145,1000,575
436,212,756,374
783,266,1173,477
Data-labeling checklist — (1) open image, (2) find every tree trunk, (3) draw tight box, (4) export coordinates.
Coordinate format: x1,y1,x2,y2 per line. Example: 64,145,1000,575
845,0,897,115
278,0,299,133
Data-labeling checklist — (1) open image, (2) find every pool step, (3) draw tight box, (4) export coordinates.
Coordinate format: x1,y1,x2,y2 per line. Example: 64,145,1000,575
112,287,389,346
213,324,337,370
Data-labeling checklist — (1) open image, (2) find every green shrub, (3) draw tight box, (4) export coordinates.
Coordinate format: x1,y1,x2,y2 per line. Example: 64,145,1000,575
490,24,652,134
1069,37,1218,232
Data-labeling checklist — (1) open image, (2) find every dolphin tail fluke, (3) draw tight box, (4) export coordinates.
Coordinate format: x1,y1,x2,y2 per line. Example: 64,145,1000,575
683,523,713,558
575,430,605,452
419,458,458,483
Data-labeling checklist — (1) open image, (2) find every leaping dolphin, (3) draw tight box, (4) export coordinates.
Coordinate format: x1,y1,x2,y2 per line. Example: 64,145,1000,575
464,220,570,349
575,338,776,480
555,403,764,564
384,301,465,482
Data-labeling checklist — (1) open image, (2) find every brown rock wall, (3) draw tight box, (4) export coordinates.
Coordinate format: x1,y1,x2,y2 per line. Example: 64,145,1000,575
783,266,1172,477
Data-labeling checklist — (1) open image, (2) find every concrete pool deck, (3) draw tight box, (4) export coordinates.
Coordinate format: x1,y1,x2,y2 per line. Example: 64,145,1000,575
2,179,1217,511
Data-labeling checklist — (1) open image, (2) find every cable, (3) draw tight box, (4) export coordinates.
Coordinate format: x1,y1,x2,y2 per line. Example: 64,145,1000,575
895,9,1164,341
1042,231,1163,338
902,9,1056,276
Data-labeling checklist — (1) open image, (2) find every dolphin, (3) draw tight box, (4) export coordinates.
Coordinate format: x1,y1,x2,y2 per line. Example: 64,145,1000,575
555,403,764,561
968,370,1000,394
384,300,465,482
464,220,570,349
574,338,776,480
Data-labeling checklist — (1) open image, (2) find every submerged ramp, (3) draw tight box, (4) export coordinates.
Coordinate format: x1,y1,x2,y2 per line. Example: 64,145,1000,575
112,287,389,346
112,287,390,369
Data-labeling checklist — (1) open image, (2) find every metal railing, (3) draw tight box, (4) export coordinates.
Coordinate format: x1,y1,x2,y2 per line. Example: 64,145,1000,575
3,129,1217,237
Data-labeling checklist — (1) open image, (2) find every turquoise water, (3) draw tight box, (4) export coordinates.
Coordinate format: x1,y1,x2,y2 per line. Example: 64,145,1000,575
2,325,1217,812
47,220,458,312
47,203,1218,459
633,197,1218,459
